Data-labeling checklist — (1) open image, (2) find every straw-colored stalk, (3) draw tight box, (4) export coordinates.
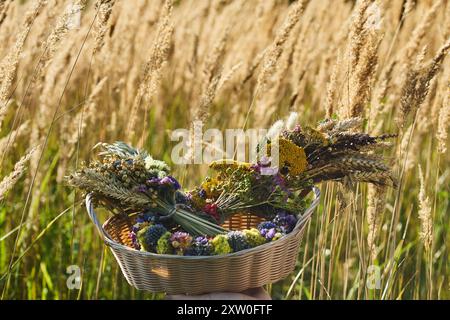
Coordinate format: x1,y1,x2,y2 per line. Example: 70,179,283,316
93,0,116,55
127,0,174,140
0,120,29,154
202,26,229,91
348,29,380,118
418,166,432,251
325,52,340,118
0,0,44,129
217,61,242,92
68,77,108,148
256,0,303,93
402,0,442,65
194,74,221,123
436,84,450,154
347,0,372,70
0,147,36,201
42,0,86,67
0,0,11,27
398,39,450,128
367,184,386,261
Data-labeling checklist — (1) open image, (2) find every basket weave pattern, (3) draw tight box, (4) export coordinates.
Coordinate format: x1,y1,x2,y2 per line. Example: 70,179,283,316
86,187,320,295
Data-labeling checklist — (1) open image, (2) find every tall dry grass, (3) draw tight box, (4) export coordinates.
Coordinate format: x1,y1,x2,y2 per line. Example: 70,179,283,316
0,0,449,300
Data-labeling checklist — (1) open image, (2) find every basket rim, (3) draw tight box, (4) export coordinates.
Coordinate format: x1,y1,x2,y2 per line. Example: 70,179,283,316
86,187,320,260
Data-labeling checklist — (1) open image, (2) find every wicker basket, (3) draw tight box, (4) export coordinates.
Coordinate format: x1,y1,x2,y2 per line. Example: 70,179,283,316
85,187,320,295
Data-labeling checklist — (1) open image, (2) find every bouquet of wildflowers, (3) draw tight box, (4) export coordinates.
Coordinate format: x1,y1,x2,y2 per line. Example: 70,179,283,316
127,210,298,256
68,142,226,236
188,115,396,225
69,114,396,256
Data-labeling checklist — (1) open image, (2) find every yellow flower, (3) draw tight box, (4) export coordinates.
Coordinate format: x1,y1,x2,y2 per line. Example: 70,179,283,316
209,159,252,172
272,232,283,241
156,232,173,254
189,188,207,209
303,126,328,145
243,228,266,247
201,177,221,198
268,138,308,176
171,240,180,248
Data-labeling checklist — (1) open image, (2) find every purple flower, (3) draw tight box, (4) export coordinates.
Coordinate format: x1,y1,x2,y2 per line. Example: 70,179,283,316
194,236,209,245
198,189,207,199
261,166,278,176
186,236,212,256
146,176,181,190
130,231,140,250
147,177,160,185
251,157,271,173
170,231,192,250
136,213,152,224
273,173,286,187
266,228,276,239
258,221,278,240
160,176,181,190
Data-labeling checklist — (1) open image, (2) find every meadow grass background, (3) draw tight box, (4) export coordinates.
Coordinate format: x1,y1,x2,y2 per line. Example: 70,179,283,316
0,0,449,299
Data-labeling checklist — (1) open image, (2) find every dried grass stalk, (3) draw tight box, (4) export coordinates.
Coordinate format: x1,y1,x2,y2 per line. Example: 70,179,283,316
127,0,174,139
418,165,432,251
0,0,44,128
0,120,29,154
367,184,386,261
256,0,303,92
0,147,36,201
436,84,450,154
93,0,116,55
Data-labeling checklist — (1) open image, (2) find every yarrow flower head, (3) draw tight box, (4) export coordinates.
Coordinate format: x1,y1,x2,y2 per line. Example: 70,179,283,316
243,228,266,247
211,234,232,255
156,232,173,254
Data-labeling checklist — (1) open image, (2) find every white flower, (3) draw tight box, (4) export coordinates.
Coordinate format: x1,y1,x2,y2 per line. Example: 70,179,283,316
266,120,284,140
285,112,298,130
144,155,154,170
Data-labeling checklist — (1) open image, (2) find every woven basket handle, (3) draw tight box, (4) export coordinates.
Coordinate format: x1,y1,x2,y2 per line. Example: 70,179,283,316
85,193,114,242
295,187,320,227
